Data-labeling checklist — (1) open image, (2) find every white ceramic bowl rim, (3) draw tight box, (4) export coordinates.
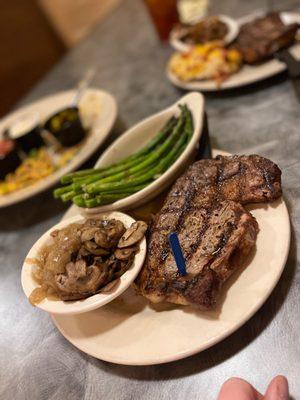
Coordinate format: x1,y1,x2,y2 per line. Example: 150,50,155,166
81,92,205,214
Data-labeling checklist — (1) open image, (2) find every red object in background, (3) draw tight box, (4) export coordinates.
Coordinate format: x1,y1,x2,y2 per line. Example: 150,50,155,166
0,140,14,156
143,0,179,41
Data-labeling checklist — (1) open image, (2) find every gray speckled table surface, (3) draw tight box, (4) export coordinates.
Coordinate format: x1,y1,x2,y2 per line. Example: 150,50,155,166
1,0,300,399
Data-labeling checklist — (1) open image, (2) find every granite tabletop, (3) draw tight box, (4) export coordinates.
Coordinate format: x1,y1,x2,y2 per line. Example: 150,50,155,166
1,0,300,399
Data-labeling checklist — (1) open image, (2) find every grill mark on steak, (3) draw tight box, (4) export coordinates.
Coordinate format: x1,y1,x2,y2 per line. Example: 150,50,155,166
238,161,246,200
216,154,226,185
263,170,274,194
167,161,223,262
187,210,211,259
135,155,282,309
155,163,214,265
186,202,238,273
251,155,280,200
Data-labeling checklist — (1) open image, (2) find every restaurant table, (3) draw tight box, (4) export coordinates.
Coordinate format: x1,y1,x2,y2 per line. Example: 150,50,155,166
1,0,300,399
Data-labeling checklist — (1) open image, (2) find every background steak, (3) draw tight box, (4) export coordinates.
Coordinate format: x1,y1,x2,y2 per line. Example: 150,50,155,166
233,13,299,64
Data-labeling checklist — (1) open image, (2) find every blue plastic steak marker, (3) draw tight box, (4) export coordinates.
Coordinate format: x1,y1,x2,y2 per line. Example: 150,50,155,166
168,232,187,276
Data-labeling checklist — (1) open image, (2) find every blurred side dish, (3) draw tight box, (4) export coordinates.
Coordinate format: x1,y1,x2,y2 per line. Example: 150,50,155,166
0,92,103,196
0,147,79,195
179,16,229,45
168,41,242,85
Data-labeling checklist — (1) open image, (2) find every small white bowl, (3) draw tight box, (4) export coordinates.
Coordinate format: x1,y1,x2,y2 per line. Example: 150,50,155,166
169,15,239,53
81,92,204,215
21,211,147,315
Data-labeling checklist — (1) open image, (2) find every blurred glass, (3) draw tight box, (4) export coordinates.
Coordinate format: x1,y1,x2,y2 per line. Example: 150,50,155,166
143,0,179,40
177,0,209,24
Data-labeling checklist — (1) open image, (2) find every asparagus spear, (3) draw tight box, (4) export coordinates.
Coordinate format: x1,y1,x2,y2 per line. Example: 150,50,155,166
70,153,147,192
85,193,133,208
84,113,186,193
60,116,177,184
73,133,187,207
100,182,150,194
72,195,86,207
71,183,150,207
55,117,177,198
54,184,74,198
55,104,192,206
61,190,77,202
182,105,194,140
85,126,188,195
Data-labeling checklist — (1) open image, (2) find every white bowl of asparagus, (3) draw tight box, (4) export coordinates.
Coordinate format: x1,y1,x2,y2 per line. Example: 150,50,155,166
54,92,205,213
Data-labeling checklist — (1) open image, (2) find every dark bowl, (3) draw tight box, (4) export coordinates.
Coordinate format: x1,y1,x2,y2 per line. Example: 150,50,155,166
44,106,86,147
0,140,22,180
8,122,44,154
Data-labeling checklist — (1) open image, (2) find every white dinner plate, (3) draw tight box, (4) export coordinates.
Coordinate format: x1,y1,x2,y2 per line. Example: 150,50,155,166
0,88,117,208
167,11,300,91
51,150,290,365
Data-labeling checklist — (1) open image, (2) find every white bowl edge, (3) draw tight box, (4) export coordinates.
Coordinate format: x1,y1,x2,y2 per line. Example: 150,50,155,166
79,92,205,215
21,211,147,315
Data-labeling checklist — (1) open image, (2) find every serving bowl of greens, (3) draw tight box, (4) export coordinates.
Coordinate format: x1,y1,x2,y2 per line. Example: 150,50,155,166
54,92,205,213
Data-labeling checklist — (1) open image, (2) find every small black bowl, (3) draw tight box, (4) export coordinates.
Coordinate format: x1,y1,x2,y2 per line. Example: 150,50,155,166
0,140,22,180
8,113,45,153
44,106,86,147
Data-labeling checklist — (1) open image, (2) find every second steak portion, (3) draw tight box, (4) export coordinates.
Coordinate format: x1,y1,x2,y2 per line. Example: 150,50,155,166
233,12,299,64
135,155,282,309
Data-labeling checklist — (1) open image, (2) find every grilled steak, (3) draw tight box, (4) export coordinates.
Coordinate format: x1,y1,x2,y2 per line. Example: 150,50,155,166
135,155,282,309
233,12,299,64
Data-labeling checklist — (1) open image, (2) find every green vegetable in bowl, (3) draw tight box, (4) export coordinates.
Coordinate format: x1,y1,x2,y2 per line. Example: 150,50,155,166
53,104,194,208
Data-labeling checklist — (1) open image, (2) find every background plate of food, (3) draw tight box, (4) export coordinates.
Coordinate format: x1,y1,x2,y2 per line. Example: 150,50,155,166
167,11,300,91
0,88,117,208
50,150,290,365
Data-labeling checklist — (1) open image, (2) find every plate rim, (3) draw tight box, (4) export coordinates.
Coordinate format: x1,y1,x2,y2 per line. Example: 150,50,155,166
51,151,291,365
52,198,290,366
0,88,117,208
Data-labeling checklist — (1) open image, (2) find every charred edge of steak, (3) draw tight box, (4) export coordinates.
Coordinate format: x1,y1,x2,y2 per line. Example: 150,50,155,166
253,155,282,201
171,267,221,310
214,154,282,203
